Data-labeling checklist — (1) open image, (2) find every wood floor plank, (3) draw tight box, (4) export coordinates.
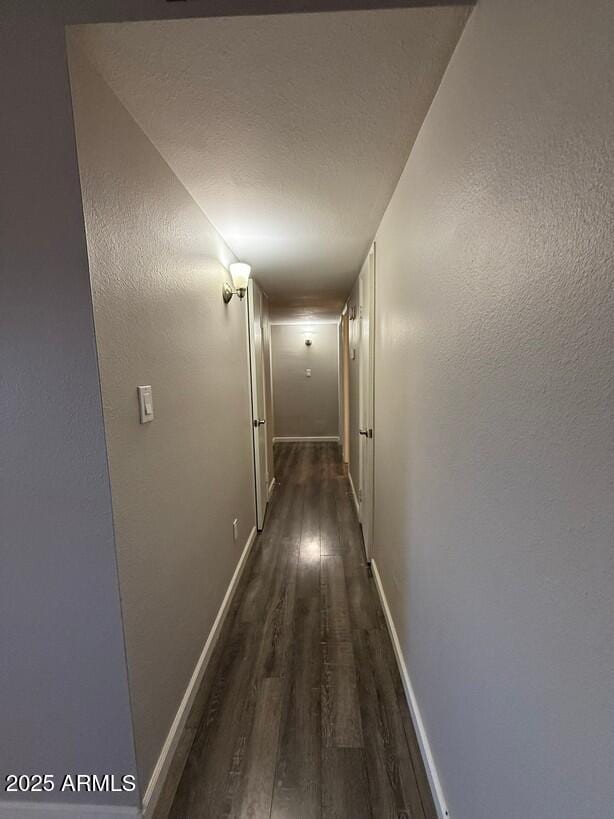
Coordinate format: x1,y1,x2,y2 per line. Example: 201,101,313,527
321,555,351,643
234,677,283,819
239,472,301,626
271,561,321,819
260,548,298,677
322,748,372,819
320,476,341,556
300,453,321,563
333,479,382,633
321,645,363,749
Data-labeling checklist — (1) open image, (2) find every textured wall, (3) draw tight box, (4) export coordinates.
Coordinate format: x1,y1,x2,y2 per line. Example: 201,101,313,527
271,324,339,439
0,13,138,809
68,45,256,791
372,1,614,817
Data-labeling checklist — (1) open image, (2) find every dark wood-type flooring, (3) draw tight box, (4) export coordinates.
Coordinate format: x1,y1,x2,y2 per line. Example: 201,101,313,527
161,442,436,819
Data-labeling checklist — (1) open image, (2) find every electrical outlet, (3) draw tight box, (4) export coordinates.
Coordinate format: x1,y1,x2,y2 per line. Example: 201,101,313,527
233,518,239,543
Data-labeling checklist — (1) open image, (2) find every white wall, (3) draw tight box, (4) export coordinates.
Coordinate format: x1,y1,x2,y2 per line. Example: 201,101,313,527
271,323,339,439
371,1,614,818
68,43,256,795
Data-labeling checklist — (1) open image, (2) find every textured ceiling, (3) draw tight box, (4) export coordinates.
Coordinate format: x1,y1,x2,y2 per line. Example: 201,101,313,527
72,7,469,319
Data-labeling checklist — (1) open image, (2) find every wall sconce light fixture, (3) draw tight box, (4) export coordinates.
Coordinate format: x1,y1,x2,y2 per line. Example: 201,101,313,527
223,262,251,303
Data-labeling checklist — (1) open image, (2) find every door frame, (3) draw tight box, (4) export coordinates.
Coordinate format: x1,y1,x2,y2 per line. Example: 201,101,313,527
341,306,351,464
247,278,269,530
358,242,376,559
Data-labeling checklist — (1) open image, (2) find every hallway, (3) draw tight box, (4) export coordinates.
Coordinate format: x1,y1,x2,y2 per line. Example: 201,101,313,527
166,443,435,819
4,4,613,817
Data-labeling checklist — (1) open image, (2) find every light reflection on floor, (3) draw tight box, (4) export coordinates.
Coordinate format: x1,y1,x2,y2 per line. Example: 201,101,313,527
299,536,320,564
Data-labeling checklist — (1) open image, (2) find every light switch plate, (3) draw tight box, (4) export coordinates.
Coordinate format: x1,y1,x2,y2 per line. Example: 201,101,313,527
305,368,312,377
137,385,154,423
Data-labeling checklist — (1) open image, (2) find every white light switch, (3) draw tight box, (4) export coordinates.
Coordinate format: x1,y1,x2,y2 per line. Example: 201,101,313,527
137,385,154,423
305,368,312,377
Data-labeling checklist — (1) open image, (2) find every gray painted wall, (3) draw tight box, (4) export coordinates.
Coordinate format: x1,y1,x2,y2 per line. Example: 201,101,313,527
371,1,614,817
68,44,256,792
271,323,339,439
0,11,138,810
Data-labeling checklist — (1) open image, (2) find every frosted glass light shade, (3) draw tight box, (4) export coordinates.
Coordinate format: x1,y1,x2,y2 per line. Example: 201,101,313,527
229,262,251,291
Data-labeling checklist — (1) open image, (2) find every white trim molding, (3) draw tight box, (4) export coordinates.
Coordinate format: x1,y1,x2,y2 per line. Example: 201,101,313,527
141,525,258,819
273,436,340,443
347,469,360,518
370,558,450,819
0,802,140,818
269,318,340,326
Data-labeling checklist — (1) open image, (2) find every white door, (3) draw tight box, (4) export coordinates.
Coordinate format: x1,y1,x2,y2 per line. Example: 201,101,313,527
247,279,269,530
358,244,376,558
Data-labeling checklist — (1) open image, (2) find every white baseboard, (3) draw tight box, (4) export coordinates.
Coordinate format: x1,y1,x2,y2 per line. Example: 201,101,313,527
141,525,258,819
347,469,360,518
267,477,276,500
370,559,450,819
0,802,139,818
273,436,340,443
